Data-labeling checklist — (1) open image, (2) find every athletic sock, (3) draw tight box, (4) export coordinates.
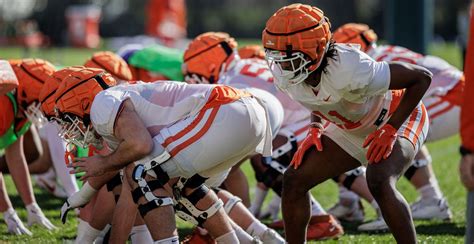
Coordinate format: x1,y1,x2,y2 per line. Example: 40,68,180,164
418,184,442,200
75,219,101,244
215,230,239,244
233,224,254,244
94,224,111,244
130,224,153,244
310,195,327,216
246,220,267,238
370,200,382,217
154,235,179,244
265,194,281,220
249,186,268,216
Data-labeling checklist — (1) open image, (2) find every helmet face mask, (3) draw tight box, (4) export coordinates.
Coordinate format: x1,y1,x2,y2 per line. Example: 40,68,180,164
58,114,103,149
265,50,315,89
184,73,209,84
24,102,48,128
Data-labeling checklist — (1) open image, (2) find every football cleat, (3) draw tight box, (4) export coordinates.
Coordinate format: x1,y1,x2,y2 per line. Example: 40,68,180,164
306,214,344,241
411,197,453,221
357,217,389,232
328,198,365,222
259,228,285,244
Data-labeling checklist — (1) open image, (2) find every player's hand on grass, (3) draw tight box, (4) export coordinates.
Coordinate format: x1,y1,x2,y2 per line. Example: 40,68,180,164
460,154,474,191
3,209,32,236
27,204,57,231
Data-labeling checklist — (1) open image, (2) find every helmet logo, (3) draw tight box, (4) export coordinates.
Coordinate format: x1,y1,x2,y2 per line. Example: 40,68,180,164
266,40,275,46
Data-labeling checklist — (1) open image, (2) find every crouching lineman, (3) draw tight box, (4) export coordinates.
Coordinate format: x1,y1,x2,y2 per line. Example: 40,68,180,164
53,67,272,243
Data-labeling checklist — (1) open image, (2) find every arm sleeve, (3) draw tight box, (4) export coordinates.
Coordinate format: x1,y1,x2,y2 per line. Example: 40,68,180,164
461,4,474,152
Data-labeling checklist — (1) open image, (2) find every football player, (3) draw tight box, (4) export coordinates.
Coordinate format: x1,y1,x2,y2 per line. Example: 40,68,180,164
53,67,272,243
262,4,431,243
0,59,57,235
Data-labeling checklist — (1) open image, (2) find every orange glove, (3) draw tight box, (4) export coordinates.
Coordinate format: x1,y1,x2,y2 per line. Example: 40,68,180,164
363,123,398,164
290,125,323,169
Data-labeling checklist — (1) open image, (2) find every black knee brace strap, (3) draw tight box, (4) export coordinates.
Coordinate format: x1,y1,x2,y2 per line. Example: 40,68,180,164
131,180,165,203
404,165,418,180
185,185,210,205
342,174,358,190
114,194,120,203
131,164,173,217
106,173,122,192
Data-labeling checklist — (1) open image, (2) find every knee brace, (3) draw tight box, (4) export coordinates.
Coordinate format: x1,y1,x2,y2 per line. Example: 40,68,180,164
223,195,242,214
131,151,174,217
260,129,298,188
106,172,123,192
342,167,365,190
404,156,432,180
173,175,223,226
211,187,242,213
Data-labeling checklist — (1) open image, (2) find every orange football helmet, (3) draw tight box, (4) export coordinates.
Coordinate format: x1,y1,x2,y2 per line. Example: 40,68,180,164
238,45,265,60
333,23,378,52
9,58,56,126
10,58,56,108
55,67,116,148
84,51,133,82
183,32,238,84
39,66,84,119
262,4,331,88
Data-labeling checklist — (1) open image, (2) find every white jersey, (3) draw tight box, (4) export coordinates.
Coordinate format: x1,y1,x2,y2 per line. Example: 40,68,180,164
90,81,234,149
278,44,394,135
219,58,310,126
368,45,463,97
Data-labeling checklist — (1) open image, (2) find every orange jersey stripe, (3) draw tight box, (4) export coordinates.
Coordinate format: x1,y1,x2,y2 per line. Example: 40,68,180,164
426,99,445,111
403,107,419,139
163,85,246,147
169,106,220,156
388,90,405,116
440,76,465,107
162,108,207,147
412,105,427,145
430,104,455,120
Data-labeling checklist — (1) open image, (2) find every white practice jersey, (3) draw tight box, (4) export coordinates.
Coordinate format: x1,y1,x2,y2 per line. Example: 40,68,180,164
368,45,463,97
219,58,310,126
278,44,394,135
91,81,224,149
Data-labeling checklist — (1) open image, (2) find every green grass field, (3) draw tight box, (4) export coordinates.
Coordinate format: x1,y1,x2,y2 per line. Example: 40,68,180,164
0,42,468,243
